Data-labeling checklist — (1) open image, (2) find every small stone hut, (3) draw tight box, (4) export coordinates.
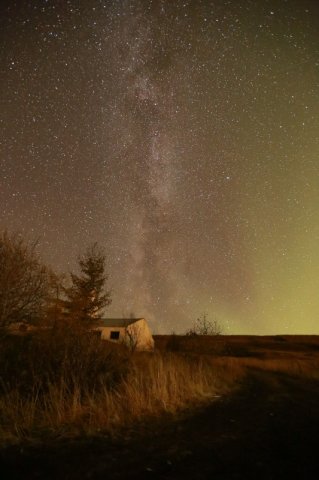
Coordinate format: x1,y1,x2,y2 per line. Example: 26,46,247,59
95,318,154,351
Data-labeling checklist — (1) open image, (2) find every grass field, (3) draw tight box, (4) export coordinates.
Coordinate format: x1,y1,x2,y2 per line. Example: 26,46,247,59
1,331,319,447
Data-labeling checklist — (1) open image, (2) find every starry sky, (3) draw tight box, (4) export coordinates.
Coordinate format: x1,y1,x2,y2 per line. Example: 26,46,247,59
1,0,318,334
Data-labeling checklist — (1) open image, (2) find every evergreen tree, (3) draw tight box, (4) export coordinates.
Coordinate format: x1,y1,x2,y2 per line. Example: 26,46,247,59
64,243,111,323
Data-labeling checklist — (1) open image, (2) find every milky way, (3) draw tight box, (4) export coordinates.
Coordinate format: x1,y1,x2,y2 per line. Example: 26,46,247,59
1,0,318,334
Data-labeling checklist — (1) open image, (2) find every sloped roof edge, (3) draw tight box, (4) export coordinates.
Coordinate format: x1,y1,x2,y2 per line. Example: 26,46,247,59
98,318,144,328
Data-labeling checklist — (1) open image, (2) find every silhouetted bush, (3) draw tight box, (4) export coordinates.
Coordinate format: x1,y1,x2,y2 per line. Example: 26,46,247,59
185,313,223,336
0,323,130,397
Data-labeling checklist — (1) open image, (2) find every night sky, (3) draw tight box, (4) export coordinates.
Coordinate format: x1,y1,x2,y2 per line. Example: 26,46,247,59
1,0,318,334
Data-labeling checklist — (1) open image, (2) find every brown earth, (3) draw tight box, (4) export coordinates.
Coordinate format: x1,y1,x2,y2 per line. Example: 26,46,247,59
1,336,319,480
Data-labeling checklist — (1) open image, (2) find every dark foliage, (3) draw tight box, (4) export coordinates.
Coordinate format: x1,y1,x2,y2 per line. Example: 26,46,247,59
0,324,130,397
63,243,111,324
0,231,50,328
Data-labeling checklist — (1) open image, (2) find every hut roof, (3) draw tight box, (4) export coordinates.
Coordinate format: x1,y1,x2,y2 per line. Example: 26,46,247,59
98,318,143,328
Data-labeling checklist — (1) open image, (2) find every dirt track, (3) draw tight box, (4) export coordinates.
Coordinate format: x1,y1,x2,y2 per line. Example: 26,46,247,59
1,369,319,479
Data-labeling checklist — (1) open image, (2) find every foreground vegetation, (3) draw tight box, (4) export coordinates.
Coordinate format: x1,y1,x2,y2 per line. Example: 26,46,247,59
0,328,231,446
1,330,319,447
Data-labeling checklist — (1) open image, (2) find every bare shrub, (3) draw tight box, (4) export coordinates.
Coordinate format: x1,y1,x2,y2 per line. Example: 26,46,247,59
0,231,50,329
186,313,223,336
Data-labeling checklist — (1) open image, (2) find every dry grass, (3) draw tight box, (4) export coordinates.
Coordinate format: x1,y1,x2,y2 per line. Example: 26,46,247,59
0,351,228,446
1,332,319,447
